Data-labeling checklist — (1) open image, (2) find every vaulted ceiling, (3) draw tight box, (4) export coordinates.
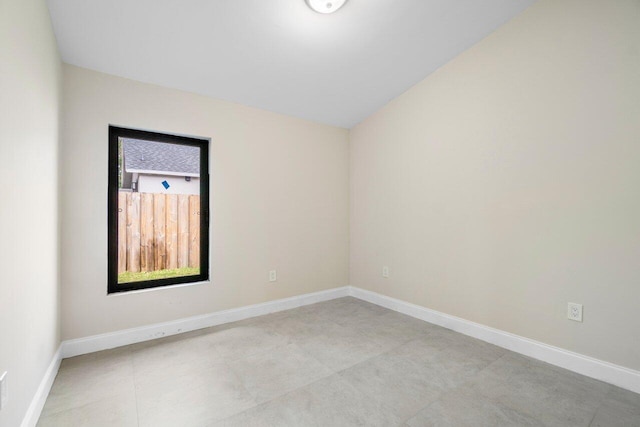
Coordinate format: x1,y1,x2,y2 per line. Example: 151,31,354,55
47,0,535,128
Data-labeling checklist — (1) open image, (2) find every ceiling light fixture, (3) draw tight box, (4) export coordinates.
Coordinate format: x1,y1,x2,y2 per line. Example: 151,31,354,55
305,0,348,14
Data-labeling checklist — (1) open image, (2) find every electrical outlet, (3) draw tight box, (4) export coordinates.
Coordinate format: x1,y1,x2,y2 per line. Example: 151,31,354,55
0,371,7,411
567,302,583,322
382,266,389,278
269,270,277,282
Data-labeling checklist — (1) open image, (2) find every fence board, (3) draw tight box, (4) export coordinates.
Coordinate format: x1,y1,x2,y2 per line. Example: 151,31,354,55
166,194,178,269
154,194,166,270
189,195,200,268
177,194,190,268
127,192,140,272
117,192,127,273
119,191,200,275
140,193,155,272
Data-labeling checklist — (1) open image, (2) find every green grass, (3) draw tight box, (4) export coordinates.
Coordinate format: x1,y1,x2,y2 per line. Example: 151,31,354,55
118,267,200,283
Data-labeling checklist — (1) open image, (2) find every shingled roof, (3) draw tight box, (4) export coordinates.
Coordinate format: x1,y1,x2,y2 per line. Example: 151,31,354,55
122,138,200,176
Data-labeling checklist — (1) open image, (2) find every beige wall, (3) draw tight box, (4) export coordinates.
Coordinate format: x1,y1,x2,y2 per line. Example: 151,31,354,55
350,0,640,371
61,65,349,340
0,0,62,425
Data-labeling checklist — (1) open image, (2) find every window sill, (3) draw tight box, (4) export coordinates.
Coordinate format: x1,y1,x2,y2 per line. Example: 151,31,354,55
107,279,211,297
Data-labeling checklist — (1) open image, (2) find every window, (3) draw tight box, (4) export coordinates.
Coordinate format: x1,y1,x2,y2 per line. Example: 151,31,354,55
108,126,209,293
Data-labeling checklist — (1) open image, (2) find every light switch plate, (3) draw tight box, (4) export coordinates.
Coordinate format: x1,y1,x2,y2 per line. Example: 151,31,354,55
382,266,389,278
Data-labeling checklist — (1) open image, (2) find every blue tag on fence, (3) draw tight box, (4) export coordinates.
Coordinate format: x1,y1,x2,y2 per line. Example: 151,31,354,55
162,180,170,189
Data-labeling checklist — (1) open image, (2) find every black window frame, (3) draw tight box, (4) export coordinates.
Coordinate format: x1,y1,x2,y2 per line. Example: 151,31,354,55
108,126,210,294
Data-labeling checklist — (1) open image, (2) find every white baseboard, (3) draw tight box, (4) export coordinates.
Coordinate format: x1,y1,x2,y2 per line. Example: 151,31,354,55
21,345,62,427
348,286,640,394
61,286,350,358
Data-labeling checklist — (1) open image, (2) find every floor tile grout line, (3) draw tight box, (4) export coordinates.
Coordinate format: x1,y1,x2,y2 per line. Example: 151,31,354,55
215,357,262,421
399,351,536,425
455,351,612,426
224,335,346,407
130,334,261,426
341,335,510,425
587,386,615,427
290,302,427,375
130,353,141,427
209,305,411,425
211,364,377,426
38,350,138,421
210,372,331,425
228,361,334,408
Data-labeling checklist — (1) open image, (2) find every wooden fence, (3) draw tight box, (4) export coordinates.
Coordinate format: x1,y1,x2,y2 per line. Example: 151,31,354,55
118,192,200,273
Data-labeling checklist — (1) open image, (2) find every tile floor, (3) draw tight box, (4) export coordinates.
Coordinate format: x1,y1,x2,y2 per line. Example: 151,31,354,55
38,297,640,426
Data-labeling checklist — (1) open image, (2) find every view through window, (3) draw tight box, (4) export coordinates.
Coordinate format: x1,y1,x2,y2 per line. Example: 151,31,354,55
108,126,209,293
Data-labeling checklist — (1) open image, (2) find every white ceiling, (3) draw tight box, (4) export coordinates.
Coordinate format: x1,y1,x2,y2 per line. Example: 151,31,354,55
47,0,534,128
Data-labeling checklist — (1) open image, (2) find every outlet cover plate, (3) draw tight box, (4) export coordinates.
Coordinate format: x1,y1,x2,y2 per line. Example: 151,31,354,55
567,302,583,322
382,266,389,278
269,270,277,282
0,371,7,411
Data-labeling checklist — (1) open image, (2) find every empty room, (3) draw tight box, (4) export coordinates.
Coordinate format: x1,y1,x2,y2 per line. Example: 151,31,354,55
1,0,639,426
